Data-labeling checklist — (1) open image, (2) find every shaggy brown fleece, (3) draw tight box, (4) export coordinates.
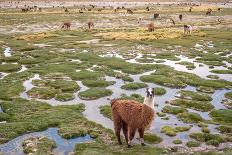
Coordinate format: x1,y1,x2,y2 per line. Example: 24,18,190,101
147,22,155,32
111,99,155,146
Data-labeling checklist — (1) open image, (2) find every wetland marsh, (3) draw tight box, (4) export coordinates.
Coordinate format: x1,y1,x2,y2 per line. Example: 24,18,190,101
0,1,232,154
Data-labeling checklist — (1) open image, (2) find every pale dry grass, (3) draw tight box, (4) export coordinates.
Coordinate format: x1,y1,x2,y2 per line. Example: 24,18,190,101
16,32,58,41
96,28,183,41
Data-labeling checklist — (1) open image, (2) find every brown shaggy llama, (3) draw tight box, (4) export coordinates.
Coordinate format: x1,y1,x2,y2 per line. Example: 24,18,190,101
147,23,155,32
61,22,71,30
87,22,94,29
127,9,133,14
111,88,155,147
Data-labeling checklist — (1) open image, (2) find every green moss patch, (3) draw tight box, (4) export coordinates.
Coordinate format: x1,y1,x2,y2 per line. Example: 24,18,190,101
210,70,232,74
0,98,114,144
122,76,134,82
189,132,231,146
100,105,112,120
119,94,144,103
140,66,232,89
210,109,232,125
207,75,219,79
170,99,214,112
154,87,166,95
176,61,196,70
196,86,215,94
173,139,182,144
27,87,58,100
176,90,212,101
78,88,112,100
55,93,75,101
144,133,163,144
162,105,187,115
23,137,56,155
161,126,191,137
140,74,186,88
0,64,22,72
186,141,201,147
82,80,115,87
177,112,204,123
121,82,148,90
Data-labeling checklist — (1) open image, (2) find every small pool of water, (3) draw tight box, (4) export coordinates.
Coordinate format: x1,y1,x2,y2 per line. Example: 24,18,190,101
0,128,93,155
3,47,12,57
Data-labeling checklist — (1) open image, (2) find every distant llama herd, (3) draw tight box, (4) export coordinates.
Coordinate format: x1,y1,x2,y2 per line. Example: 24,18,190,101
58,5,220,34
111,88,155,147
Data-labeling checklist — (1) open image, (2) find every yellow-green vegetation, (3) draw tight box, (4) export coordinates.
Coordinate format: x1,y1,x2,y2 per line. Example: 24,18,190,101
189,132,232,146
17,32,58,41
0,98,113,144
143,133,163,144
170,99,214,112
74,142,166,155
173,139,182,144
121,82,148,90
161,126,191,137
96,28,185,41
82,80,115,87
176,90,212,101
120,93,144,103
78,88,112,100
177,112,204,123
22,137,56,155
27,87,58,99
176,61,196,70
217,125,232,135
201,127,210,133
225,92,232,100
210,70,232,74
0,71,33,100
100,105,112,120
122,76,134,82
209,109,232,125
140,66,232,89
162,105,187,115
196,86,215,94
0,64,22,72
207,75,219,79
154,87,166,95
55,93,75,101
186,141,201,148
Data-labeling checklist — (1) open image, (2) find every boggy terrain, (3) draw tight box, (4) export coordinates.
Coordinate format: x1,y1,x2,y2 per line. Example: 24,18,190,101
0,1,232,155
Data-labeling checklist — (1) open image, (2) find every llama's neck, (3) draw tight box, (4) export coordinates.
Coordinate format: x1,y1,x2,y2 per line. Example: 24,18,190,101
143,97,155,110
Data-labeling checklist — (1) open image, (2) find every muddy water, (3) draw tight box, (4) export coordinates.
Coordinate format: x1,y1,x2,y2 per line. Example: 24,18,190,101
0,128,93,155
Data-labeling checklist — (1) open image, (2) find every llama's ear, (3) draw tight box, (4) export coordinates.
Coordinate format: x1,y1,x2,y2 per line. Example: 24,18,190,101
146,88,149,92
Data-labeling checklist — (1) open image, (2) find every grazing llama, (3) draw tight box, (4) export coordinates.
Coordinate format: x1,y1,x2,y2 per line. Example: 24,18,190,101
127,9,133,14
184,25,192,34
154,13,159,19
206,8,212,15
179,14,183,21
111,88,155,147
87,22,94,29
61,22,71,30
147,23,155,32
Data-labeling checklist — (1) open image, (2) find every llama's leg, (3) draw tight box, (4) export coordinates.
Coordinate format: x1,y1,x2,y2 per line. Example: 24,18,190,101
122,122,128,144
113,115,122,145
138,128,145,146
127,126,136,148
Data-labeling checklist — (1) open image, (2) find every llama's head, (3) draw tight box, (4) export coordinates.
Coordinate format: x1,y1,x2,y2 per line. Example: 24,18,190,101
144,88,155,109
146,88,154,99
